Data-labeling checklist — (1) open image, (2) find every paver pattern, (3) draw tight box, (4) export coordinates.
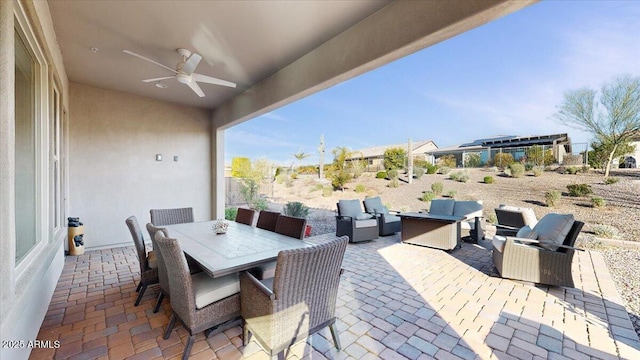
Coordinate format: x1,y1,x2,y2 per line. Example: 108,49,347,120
30,235,640,359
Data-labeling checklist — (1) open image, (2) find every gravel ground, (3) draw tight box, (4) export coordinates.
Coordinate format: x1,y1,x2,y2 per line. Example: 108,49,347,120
264,167,640,337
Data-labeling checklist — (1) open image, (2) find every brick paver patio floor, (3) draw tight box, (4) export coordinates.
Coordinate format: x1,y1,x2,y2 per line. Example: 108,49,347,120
30,235,640,359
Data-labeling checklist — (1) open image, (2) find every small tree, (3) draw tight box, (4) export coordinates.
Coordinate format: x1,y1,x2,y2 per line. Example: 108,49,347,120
554,74,640,177
588,141,636,170
437,154,457,168
231,157,251,178
293,151,311,171
383,147,407,170
463,152,482,168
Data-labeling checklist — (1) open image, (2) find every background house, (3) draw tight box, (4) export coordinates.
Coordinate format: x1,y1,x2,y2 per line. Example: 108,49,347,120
428,133,577,167
349,139,438,172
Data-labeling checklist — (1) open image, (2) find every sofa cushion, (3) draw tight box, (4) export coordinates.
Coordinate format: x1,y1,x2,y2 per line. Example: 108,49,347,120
192,272,240,309
338,199,364,219
498,204,538,227
383,214,400,224
356,213,374,220
453,200,483,217
429,199,455,216
492,235,506,253
373,206,389,215
516,225,538,240
147,250,157,269
363,197,384,213
532,214,574,251
354,219,378,228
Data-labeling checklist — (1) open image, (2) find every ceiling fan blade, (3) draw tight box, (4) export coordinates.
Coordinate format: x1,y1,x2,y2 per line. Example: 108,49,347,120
192,73,237,88
142,76,175,83
123,50,178,74
181,53,202,75
186,80,205,97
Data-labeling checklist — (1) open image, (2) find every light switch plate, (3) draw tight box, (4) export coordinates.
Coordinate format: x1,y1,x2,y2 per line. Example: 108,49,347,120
156,154,162,161
173,156,179,162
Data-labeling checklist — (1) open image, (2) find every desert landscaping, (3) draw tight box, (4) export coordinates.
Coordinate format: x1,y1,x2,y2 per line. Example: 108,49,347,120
257,167,640,337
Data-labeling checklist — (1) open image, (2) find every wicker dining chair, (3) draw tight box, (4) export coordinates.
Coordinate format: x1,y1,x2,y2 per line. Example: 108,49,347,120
150,207,194,226
235,207,257,226
154,232,240,360
256,210,280,232
125,216,158,306
240,235,349,359
146,223,169,313
274,215,307,240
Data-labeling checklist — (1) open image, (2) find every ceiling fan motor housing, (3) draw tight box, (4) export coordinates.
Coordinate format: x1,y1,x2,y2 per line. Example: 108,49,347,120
176,73,191,84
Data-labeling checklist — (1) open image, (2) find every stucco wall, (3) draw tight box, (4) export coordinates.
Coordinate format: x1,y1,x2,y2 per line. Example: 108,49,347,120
69,83,212,249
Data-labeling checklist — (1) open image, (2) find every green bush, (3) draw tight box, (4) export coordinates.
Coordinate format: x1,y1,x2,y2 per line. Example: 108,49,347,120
253,198,268,212
387,169,398,179
509,163,525,178
425,164,439,174
354,184,366,193
567,183,592,197
447,190,457,198
592,224,621,239
231,157,251,177
439,166,451,175
224,207,238,221
524,162,534,171
431,182,443,195
421,191,436,202
458,173,470,183
437,154,457,168
591,196,606,208
449,172,460,181
493,153,514,167
532,168,543,177
545,190,561,207
290,172,298,180
376,171,387,179
604,177,619,185
483,176,494,184
322,185,333,197
463,152,482,168
282,201,310,218
566,167,580,175
414,167,425,179
384,147,407,171
310,183,324,192
331,169,351,191
486,213,497,225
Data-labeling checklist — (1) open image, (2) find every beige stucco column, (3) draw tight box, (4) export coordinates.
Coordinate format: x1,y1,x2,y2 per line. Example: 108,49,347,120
0,0,16,323
211,125,225,219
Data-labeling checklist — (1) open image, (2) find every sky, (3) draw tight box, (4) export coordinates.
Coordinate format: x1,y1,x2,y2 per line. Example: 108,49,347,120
225,1,640,166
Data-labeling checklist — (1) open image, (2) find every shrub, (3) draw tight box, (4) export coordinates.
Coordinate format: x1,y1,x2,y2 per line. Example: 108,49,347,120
439,166,451,175
431,182,443,195
509,163,525,178
231,157,251,177
567,183,592,197
426,164,439,174
447,190,457,198
604,177,619,185
282,201,310,218
592,224,621,239
384,147,407,171
486,213,497,224
388,178,399,188
463,152,482,168
276,174,288,184
322,185,333,197
421,191,436,202
532,168,543,177
566,167,580,175
524,162,534,171
545,190,561,207
290,172,298,180
493,153,514,167
253,198,268,212
331,169,351,191
310,183,324,192
449,172,460,181
285,177,293,187
224,207,238,221
376,171,387,179
414,167,425,179
387,169,398,179
437,154,457,168
483,176,494,184
458,173,470,183
354,184,366,193
591,196,606,208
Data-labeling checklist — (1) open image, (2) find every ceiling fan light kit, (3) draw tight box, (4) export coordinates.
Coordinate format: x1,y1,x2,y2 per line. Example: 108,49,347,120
122,48,236,98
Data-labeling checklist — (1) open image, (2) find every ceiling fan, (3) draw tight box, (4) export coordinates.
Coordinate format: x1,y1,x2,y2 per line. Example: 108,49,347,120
122,48,236,97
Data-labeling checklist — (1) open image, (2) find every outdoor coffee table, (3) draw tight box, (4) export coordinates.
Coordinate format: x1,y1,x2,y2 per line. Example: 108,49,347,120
398,212,466,251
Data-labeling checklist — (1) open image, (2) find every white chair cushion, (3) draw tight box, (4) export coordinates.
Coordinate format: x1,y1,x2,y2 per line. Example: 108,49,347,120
492,235,506,253
498,204,538,227
532,214,574,251
192,272,240,309
516,225,538,240
453,200,483,217
354,219,378,228
363,196,384,213
147,251,157,269
383,214,400,224
429,199,455,216
253,261,276,280
338,199,363,218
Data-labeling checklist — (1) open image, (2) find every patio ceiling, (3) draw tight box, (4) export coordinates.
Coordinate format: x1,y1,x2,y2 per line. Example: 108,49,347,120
48,1,535,115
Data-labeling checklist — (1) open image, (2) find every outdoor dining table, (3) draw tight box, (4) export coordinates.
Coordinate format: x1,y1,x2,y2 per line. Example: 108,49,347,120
163,220,313,278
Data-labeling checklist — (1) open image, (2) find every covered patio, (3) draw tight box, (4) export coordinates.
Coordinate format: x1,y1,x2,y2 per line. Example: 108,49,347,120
31,235,640,359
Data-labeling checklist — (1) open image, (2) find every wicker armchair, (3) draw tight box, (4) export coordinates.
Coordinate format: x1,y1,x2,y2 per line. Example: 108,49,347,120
150,207,194,226
240,236,349,359
492,220,584,287
125,216,158,306
155,232,240,360
235,207,257,226
275,215,307,240
336,200,378,243
494,205,538,236
256,210,280,232
362,196,401,236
